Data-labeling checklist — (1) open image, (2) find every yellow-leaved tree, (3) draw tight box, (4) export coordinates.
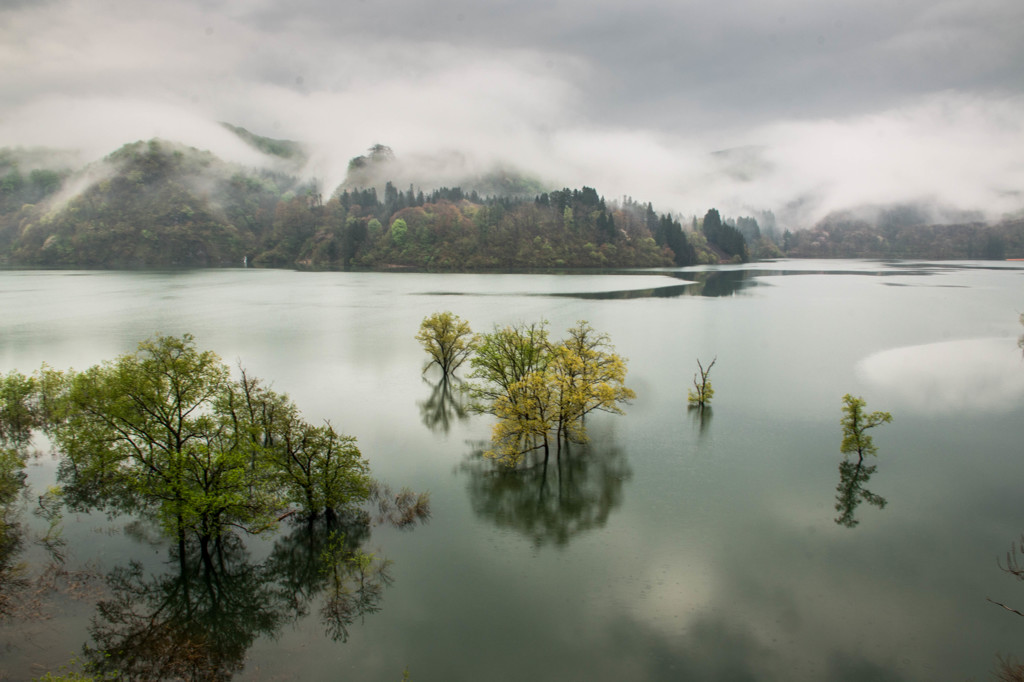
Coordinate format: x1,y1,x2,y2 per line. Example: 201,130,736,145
465,320,634,466
415,311,475,378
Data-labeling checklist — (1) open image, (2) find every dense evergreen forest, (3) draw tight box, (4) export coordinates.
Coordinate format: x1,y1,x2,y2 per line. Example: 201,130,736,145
0,132,1021,269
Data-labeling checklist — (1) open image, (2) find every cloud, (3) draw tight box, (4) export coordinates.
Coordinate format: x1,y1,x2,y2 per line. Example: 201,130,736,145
726,92,1024,224
0,0,1022,227
0,96,269,167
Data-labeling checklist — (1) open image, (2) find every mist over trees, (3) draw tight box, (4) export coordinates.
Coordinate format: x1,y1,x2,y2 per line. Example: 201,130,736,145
1,134,1021,269
0,136,754,270
0,139,732,269
783,211,1024,260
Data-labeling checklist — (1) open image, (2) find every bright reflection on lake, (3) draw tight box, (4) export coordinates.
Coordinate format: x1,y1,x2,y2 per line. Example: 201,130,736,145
1,260,1023,681
858,338,1024,413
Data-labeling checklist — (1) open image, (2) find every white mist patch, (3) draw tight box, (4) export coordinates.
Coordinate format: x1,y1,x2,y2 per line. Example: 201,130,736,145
2,0,1023,223
857,338,1024,413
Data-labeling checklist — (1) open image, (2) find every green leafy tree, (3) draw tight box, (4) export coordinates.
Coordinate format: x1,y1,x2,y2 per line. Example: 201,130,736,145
0,370,37,444
467,322,550,414
840,394,893,464
415,312,475,378
390,218,408,247
272,417,371,518
834,395,891,527
0,373,30,619
51,334,272,548
46,334,373,549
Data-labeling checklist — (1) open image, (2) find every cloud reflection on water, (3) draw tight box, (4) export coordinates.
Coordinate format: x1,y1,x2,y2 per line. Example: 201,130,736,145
857,338,1024,413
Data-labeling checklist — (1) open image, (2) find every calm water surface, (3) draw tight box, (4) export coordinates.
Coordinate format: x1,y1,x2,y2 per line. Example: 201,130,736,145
1,261,1023,681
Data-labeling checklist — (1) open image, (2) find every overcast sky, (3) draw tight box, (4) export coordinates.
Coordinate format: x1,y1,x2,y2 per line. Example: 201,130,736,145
1,0,1022,225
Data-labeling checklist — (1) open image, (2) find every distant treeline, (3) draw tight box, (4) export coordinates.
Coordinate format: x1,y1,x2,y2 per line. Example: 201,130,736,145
1,139,1020,269
782,215,1024,260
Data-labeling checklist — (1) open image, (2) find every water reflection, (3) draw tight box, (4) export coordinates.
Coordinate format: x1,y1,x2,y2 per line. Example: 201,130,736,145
677,269,756,297
463,430,632,547
834,460,887,528
265,512,372,619
1018,313,1023,357
266,513,392,643
688,405,712,436
560,283,694,299
985,534,1024,661
84,512,395,680
418,376,470,434
0,443,28,619
0,510,27,619
84,534,288,681
562,269,756,299
858,338,1024,414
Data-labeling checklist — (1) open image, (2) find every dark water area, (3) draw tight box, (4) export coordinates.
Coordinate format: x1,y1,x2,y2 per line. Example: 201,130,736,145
1,260,1023,681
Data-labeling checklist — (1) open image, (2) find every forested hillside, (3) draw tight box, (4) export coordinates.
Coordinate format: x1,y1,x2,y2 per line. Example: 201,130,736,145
0,139,750,269
2,136,1020,269
782,213,1024,260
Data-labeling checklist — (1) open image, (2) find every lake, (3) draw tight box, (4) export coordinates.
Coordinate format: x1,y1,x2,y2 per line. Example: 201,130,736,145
1,260,1023,681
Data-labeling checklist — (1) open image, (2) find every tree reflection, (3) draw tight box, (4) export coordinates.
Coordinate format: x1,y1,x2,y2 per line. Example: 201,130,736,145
418,375,469,434
688,404,712,436
264,511,394,642
834,460,887,528
1018,313,1023,358
564,270,756,300
0,510,27,619
463,430,632,547
85,509,405,680
681,270,753,297
264,511,372,620
988,535,1024,620
0,444,28,619
319,534,394,643
84,534,289,681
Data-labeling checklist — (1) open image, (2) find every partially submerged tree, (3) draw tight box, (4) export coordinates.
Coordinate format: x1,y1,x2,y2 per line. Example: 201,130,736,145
272,417,371,518
489,370,561,463
840,394,892,464
687,357,716,409
466,321,550,413
45,334,373,551
0,370,37,444
834,394,892,528
549,322,635,442
415,311,475,378
50,334,257,548
467,320,634,466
